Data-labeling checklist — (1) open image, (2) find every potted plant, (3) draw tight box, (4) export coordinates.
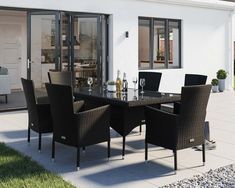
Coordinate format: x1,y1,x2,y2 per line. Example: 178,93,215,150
156,50,164,61
216,69,228,92
211,78,219,93
107,81,116,92
156,50,160,60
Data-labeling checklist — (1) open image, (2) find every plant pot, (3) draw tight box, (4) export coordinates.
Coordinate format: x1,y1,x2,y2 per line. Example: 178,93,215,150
212,85,219,93
218,79,225,92
107,85,116,92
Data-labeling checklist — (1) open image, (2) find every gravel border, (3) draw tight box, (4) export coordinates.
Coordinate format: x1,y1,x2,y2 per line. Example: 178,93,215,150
161,164,235,188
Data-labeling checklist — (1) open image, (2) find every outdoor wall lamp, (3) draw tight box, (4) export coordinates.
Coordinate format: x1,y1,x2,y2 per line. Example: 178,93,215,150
125,31,129,38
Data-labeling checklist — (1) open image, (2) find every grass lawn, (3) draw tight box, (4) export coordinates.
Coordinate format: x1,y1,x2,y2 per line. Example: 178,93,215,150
0,143,75,188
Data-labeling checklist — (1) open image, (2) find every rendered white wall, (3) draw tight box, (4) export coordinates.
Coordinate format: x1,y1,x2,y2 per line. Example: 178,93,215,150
0,0,232,92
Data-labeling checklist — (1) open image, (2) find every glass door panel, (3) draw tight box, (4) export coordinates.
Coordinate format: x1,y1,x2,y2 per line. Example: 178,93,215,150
138,19,151,69
168,21,180,68
153,20,166,69
27,12,60,89
61,13,71,71
72,16,101,87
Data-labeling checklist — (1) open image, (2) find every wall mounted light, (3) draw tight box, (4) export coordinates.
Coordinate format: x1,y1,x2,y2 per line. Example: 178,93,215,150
125,31,129,38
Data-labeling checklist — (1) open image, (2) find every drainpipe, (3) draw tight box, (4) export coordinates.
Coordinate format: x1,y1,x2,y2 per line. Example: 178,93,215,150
227,10,234,90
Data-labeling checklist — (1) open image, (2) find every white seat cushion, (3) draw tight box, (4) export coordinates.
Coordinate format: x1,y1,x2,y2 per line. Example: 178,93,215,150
0,75,11,95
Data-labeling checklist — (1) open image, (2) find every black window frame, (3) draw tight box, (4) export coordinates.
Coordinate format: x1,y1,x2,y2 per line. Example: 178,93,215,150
138,17,182,70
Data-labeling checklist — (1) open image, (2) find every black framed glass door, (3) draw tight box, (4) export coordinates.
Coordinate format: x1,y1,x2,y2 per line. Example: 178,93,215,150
27,11,108,88
27,11,60,89
70,14,108,87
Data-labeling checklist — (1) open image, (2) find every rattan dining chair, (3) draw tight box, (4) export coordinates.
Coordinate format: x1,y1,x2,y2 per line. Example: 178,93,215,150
45,83,111,170
145,85,212,171
138,72,162,133
174,74,207,114
21,78,53,152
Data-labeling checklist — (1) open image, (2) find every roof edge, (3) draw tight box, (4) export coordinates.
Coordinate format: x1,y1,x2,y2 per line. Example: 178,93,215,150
139,0,235,11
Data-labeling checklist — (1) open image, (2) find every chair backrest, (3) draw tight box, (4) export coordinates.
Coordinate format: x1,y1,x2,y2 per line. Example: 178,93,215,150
48,71,72,86
184,74,207,86
45,83,77,145
178,85,212,145
139,72,162,91
21,78,38,125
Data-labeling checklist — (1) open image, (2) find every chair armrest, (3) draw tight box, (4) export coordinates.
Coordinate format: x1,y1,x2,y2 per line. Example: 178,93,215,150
145,106,179,149
73,100,85,113
75,105,110,147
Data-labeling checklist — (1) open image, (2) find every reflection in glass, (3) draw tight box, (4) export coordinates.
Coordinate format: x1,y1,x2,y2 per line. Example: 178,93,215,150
74,17,98,87
154,20,165,69
138,19,150,69
31,15,56,89
61,13,70,71
168,21,180,68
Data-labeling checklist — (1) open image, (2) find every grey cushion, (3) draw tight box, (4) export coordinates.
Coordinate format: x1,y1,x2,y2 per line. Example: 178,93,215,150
0,67,8,75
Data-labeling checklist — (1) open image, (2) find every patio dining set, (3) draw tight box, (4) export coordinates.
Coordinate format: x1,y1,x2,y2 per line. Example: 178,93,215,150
21,71,211,171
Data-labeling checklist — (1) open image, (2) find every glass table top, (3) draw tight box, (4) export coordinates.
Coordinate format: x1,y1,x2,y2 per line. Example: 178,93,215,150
74,87,181,106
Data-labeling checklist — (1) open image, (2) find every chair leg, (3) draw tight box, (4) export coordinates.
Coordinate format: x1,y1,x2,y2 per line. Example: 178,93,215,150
5,95,7,103
82,147,86,153
174,150,177,171
145,141,148,162
77,148,80,170
107,140,111,160
139,125,142,134
52,138,55,161
27,126,30,143
38,133,41,152
122,136,125,159
202,143,205,165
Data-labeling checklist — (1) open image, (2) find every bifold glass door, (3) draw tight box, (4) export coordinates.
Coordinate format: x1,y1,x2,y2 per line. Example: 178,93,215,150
27,11,60,89
27,12,108,88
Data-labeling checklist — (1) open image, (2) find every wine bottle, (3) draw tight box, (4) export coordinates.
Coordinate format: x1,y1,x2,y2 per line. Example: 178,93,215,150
122,72,128,93
116,70,122,93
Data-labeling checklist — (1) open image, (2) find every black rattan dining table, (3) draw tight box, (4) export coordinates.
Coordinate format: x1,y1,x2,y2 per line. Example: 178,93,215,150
74,87,181,158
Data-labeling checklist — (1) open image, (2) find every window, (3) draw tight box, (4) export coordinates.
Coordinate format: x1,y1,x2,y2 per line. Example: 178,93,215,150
138,17,181,69
138,19,150,69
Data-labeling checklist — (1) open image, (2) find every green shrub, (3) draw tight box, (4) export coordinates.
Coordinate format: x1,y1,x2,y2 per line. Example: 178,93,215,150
211,78,219,86
216,69,227,79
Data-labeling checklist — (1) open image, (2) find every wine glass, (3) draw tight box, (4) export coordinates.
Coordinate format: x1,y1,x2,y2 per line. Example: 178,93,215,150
132,77,138,91
139,78,145,94
87,77,93,92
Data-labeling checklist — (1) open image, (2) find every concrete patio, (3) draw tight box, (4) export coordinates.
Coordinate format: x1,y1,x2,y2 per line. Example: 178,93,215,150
0,91,235,187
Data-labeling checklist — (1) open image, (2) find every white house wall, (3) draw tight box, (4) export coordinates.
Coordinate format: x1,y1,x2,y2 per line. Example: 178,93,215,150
0,0,233,92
